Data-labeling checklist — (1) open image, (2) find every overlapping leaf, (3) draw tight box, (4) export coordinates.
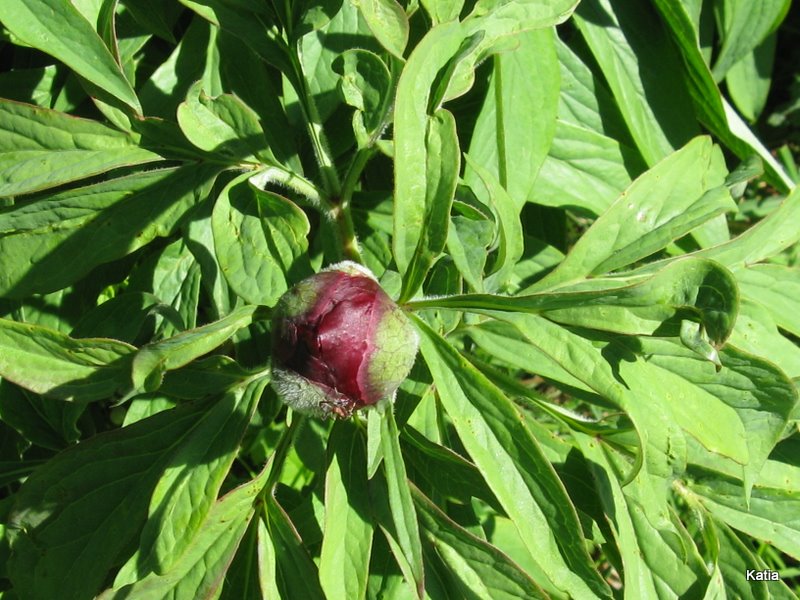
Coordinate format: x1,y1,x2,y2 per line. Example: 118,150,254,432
0,100,160,197
0,165,219,298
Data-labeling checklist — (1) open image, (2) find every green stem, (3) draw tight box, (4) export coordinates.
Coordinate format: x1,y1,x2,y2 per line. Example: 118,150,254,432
251,165,330,211
340,147,375,206
327,147,374,265
329,202,364,264
290,52,341,197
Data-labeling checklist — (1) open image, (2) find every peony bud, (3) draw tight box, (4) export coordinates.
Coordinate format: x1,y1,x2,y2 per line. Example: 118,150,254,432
270,261,419,419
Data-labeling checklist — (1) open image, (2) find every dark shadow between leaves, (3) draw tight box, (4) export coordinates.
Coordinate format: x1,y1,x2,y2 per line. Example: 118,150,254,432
3,165,218,300
574,0,699,153
6,392,244,600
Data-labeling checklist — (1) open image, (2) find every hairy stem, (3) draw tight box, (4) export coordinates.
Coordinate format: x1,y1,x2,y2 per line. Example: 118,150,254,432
290,51,341,197
329,201,364,264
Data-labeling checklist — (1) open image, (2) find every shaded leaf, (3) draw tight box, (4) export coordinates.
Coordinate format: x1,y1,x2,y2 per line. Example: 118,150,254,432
7,398,222,599
573,0,699,165
0,100,159,197
413,485,548,600
114,377,267,584
319,420,374,600
0,165,219,298
100,460,271,599
0,318,134,401
0,0,141,112
414,316,611,599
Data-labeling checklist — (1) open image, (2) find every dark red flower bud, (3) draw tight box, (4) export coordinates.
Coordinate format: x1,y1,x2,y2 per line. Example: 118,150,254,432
271,262,419,419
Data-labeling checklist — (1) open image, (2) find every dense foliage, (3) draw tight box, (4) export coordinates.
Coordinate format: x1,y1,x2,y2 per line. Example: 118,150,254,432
0,0,799,598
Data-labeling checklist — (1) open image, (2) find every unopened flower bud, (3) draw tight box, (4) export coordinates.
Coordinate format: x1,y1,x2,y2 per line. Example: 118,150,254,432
270,261,419,419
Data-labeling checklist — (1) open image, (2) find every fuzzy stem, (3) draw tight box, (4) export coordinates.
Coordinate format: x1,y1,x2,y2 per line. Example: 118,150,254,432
329,202,364,264
251,165,330,210
340,147,375,206
289,51,341,197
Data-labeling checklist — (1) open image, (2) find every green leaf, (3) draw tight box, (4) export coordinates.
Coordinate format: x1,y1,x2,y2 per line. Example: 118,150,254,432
710,0,789,80
726,34,776,122
0,165,219,298
463,156,524,293
377,402,425,598
535,136,733,287
687,470,800,560
532,120,634,217
177,81,274,164
474,313,685,480
464,0,578,45
445,215,494,292
355,0,409,58
464,28,558,206
131,305,264,393
735,264,800,338
413,485,548,599
694,185,800,268
127,238,202,333
100,462,272,599
114,378,266,584
489,309,795,493
0,0,142,113
257,516,281,599
399,109,460,302
728,299,800,379
393,21,466,277
706,514,798,599
296,0,379,124
414,257,739,346
414,316,612,599
634,338,797,495
650,0,794,191
574,432,711,597
319,421,374,600
421,0,464,23
0,318,134,401
573,0,699,166
333,49,393,148
212,174,311,306
552,36,634,142
0,100,160,197
264,495,326,599
6,398,221,600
